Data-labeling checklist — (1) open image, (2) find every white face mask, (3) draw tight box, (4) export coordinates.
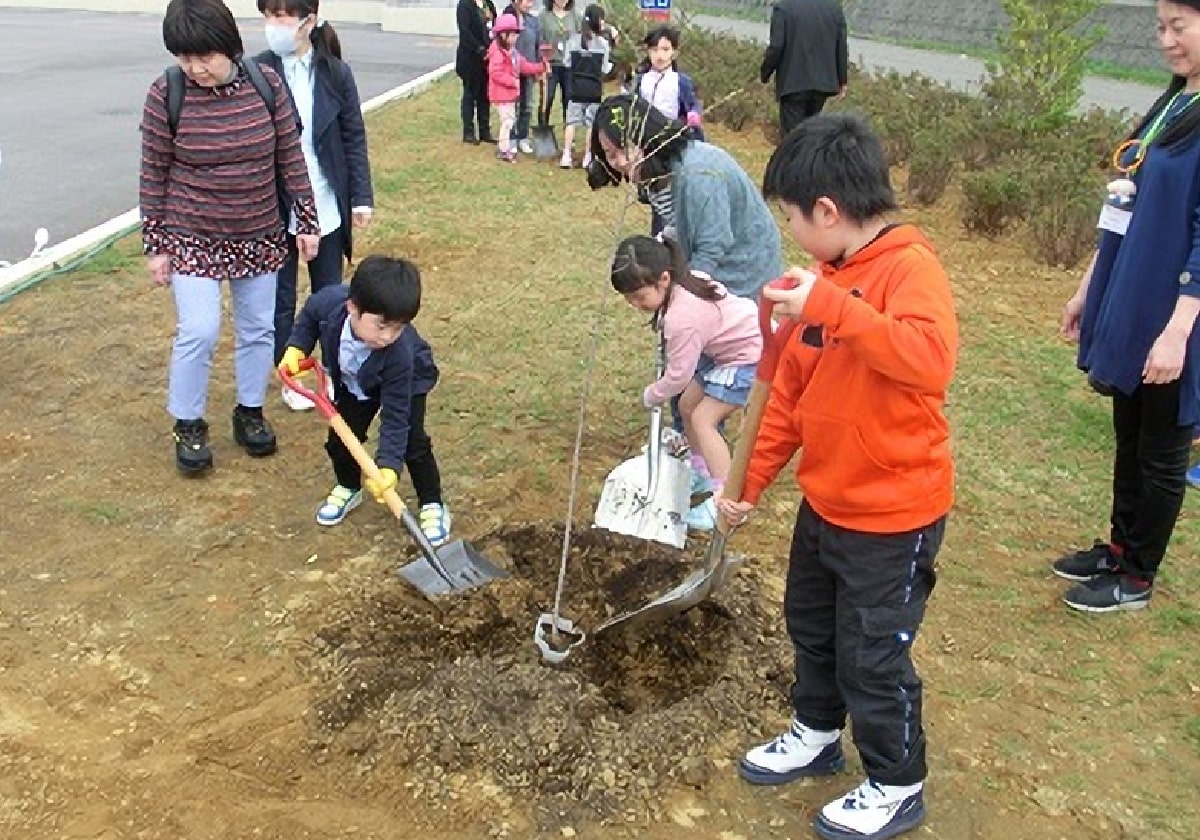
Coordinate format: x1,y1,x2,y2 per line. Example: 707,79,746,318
265,21,301,57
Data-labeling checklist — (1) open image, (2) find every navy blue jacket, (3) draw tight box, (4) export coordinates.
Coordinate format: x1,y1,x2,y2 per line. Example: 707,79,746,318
1079,93,1200,426
255,50,373,261
288,286,439,470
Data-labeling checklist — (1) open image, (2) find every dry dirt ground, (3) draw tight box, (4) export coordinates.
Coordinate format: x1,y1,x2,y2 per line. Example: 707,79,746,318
1,78,1198,840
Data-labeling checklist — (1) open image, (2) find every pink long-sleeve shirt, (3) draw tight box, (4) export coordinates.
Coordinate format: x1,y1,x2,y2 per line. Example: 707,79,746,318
644,277,763,406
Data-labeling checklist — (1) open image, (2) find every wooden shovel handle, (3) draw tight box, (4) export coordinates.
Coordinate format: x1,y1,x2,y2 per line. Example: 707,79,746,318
717,378,772,536
327,413,411,523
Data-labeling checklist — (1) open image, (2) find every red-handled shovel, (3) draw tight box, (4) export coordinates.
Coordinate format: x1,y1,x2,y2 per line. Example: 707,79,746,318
279,359,509,598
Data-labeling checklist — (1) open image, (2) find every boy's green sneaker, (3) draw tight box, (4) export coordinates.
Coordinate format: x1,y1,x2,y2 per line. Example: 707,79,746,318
316,485,362,526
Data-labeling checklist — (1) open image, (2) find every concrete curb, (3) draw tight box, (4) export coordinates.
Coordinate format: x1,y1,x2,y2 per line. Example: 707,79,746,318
0,61,455,300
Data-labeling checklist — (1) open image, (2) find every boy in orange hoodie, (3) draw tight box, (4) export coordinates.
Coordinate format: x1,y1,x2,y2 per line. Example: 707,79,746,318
717,114,958,840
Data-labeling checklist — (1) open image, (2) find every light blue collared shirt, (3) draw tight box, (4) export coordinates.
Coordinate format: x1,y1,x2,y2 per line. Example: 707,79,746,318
282,50,342,236
338,317,372,400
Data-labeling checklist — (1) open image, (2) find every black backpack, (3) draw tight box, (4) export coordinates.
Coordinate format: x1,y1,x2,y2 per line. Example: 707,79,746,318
164,58,277,137
569,50,604,104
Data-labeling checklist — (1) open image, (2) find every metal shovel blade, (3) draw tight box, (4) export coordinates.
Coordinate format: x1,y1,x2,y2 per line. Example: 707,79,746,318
532,76,560,159
532,124,559,159
398,539,509,596
396,507,509,597
593,449,691,549
593,530,736,636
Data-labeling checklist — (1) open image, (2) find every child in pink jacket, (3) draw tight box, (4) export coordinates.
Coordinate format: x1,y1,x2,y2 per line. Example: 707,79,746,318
610,233,762,530
488,13,547,162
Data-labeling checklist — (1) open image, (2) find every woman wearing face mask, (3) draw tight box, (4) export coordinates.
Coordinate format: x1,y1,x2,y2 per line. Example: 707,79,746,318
257,0,374,411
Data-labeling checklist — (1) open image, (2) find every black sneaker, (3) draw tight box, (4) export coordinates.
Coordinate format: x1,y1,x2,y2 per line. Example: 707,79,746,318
1051,541,1120,581
173,419,213,475
1062,573,1152,613
462,128,479,145
232,405,277,457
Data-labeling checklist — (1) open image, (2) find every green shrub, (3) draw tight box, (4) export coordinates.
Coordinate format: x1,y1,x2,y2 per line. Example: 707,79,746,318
1024,146,1100,268
957,101,1030,171
906,129,958,206
960,166,1029,237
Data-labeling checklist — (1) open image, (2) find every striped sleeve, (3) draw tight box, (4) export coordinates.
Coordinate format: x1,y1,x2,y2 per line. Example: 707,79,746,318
139,75,172,254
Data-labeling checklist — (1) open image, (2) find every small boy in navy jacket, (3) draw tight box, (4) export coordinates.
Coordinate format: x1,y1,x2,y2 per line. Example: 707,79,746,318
278,256,452,545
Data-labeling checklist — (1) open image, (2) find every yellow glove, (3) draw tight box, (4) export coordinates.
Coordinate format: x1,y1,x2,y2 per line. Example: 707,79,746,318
279,346,307,376
364,467,398,503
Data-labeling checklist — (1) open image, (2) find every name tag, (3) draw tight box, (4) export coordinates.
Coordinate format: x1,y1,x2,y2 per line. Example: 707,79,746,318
1097,203,1131,236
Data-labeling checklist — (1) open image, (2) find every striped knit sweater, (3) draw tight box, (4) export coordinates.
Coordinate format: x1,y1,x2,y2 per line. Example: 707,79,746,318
139,63,319,280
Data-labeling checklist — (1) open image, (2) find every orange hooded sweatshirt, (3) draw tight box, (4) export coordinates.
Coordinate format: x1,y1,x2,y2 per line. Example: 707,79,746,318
744,224,958,533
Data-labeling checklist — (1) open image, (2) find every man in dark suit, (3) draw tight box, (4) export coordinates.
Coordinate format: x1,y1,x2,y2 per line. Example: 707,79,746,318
760,0,849,139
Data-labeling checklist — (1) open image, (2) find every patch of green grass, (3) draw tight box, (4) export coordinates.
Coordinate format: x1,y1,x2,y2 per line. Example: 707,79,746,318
1067,661,1110,683
1145,648,1184,678
1186,717,1200,750
1152,604,1200,633
62,499,126,525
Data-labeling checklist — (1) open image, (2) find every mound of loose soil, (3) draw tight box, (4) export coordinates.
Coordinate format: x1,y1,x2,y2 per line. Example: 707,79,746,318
303,523,794,828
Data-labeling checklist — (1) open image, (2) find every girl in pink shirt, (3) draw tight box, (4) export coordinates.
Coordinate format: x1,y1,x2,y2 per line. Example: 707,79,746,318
487,13,546,162
610,234,762,523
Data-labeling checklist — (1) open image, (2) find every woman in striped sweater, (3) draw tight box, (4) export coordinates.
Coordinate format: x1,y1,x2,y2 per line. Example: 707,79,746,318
140,0,319,475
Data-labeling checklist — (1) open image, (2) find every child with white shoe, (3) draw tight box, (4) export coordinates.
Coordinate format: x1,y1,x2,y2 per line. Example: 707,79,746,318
717,114,958,840
610,233,761,530
278,255,452,545
559,4,612,169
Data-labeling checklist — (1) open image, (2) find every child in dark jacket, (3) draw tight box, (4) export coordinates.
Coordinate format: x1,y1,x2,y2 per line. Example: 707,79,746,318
278,255,453,546
633,25,703,236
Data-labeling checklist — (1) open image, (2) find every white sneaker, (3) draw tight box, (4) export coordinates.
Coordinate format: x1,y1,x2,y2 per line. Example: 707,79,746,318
518,139,534,154
281,377,334,411
814,780,925,840
419,503,452,547
281,384,315,411
582,151,592,169
559,151,573,169
739,719,845,784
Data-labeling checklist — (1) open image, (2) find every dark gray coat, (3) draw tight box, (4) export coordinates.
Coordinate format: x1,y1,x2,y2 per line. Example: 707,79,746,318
759,0,849,99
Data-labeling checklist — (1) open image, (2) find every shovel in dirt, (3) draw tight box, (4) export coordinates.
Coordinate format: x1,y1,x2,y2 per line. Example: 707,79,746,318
593,334,691,548
532,50,560,160
592,278,802,636
279,360,509,598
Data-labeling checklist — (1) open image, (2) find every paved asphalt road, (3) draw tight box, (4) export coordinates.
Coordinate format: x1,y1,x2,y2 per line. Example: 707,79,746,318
0,8,454,261
691,14,1163,114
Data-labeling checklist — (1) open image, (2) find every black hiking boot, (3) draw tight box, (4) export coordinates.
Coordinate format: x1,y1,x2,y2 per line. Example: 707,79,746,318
232,405,277,457
173,418,213,475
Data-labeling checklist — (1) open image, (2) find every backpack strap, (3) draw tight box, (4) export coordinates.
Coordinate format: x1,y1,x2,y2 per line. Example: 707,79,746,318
164,59,276,138
239,58,277,119
165,65,185,137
